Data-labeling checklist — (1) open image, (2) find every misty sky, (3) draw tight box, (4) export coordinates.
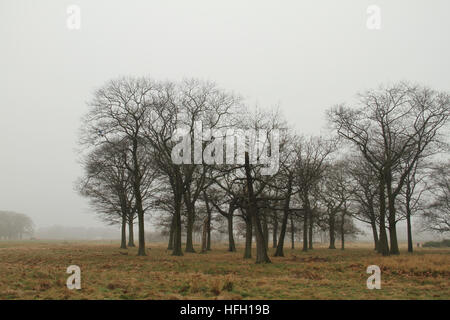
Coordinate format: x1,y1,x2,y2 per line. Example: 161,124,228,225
0,0,449,229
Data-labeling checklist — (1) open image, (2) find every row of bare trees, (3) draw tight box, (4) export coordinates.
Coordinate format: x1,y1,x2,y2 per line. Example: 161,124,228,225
77,78,449,262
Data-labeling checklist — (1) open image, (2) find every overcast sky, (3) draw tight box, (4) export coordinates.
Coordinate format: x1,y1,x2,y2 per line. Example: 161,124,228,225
0,0,449,229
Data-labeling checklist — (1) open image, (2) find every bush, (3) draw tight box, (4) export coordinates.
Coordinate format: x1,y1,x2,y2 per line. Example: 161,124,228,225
423,239,450,248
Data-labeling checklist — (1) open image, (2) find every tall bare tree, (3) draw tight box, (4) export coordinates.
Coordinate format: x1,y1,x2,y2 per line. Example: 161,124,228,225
294,136,334,252
77,141,133,249
329,82,449,255
80,77,157,255
348,156,381,251
319,161,352,249
142,79,239,255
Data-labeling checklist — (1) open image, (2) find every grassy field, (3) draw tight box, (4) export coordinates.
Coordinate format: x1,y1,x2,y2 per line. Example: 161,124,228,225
0,241,448,300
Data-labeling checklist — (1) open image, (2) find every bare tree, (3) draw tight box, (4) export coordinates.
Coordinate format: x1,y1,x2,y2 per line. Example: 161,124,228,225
319,161,352,249
206,172,242,252
294,136,334,252
329,82,449,255
398,159,427,252
273,134,299,257
142,79,239,255
421,161,450,234
77,141,133,249
80,77,157,256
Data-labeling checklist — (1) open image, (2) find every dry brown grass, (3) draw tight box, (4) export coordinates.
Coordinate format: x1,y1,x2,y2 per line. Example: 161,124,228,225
0,241,448,300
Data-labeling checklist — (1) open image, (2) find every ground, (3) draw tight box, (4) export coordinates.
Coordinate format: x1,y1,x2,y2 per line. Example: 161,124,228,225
0,241,448,300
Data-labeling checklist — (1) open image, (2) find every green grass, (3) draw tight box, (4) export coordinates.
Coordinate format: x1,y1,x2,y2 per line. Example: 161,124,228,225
0,241,448,300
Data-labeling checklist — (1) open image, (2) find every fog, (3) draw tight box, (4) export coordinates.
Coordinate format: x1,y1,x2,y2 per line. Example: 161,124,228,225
0,0,449,235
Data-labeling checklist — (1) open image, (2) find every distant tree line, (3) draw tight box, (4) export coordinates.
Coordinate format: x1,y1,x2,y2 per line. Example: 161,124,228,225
0,211,34,240
77,78,449,262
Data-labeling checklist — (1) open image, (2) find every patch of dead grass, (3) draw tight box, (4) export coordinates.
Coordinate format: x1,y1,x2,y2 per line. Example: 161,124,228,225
0,241,448,299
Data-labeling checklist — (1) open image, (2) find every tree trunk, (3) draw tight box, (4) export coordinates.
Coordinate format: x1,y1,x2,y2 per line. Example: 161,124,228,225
274,210,289,257
227,213,236,252
386,172,400,255
136,209,146,256
167,214,175,250
308,210,313,250
274,177,292,257
406,194,413,253
370,218,379,251
244,152,271,264
131,138,146,256
378,172,390,256
201,217,208,253
340,213,345,250
172,183,183,256
184,199,196,253
406,211,413,253
253,213,271,263
262,213,269,250
203,191,212,251
207,211,211,251
388,217,400,255
290,215,295,249
272,215,278,248
128,215,135,247
302,199,309,252
120,214,127,249
244,216,252,259
329,213,336,249
302,213,308,251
